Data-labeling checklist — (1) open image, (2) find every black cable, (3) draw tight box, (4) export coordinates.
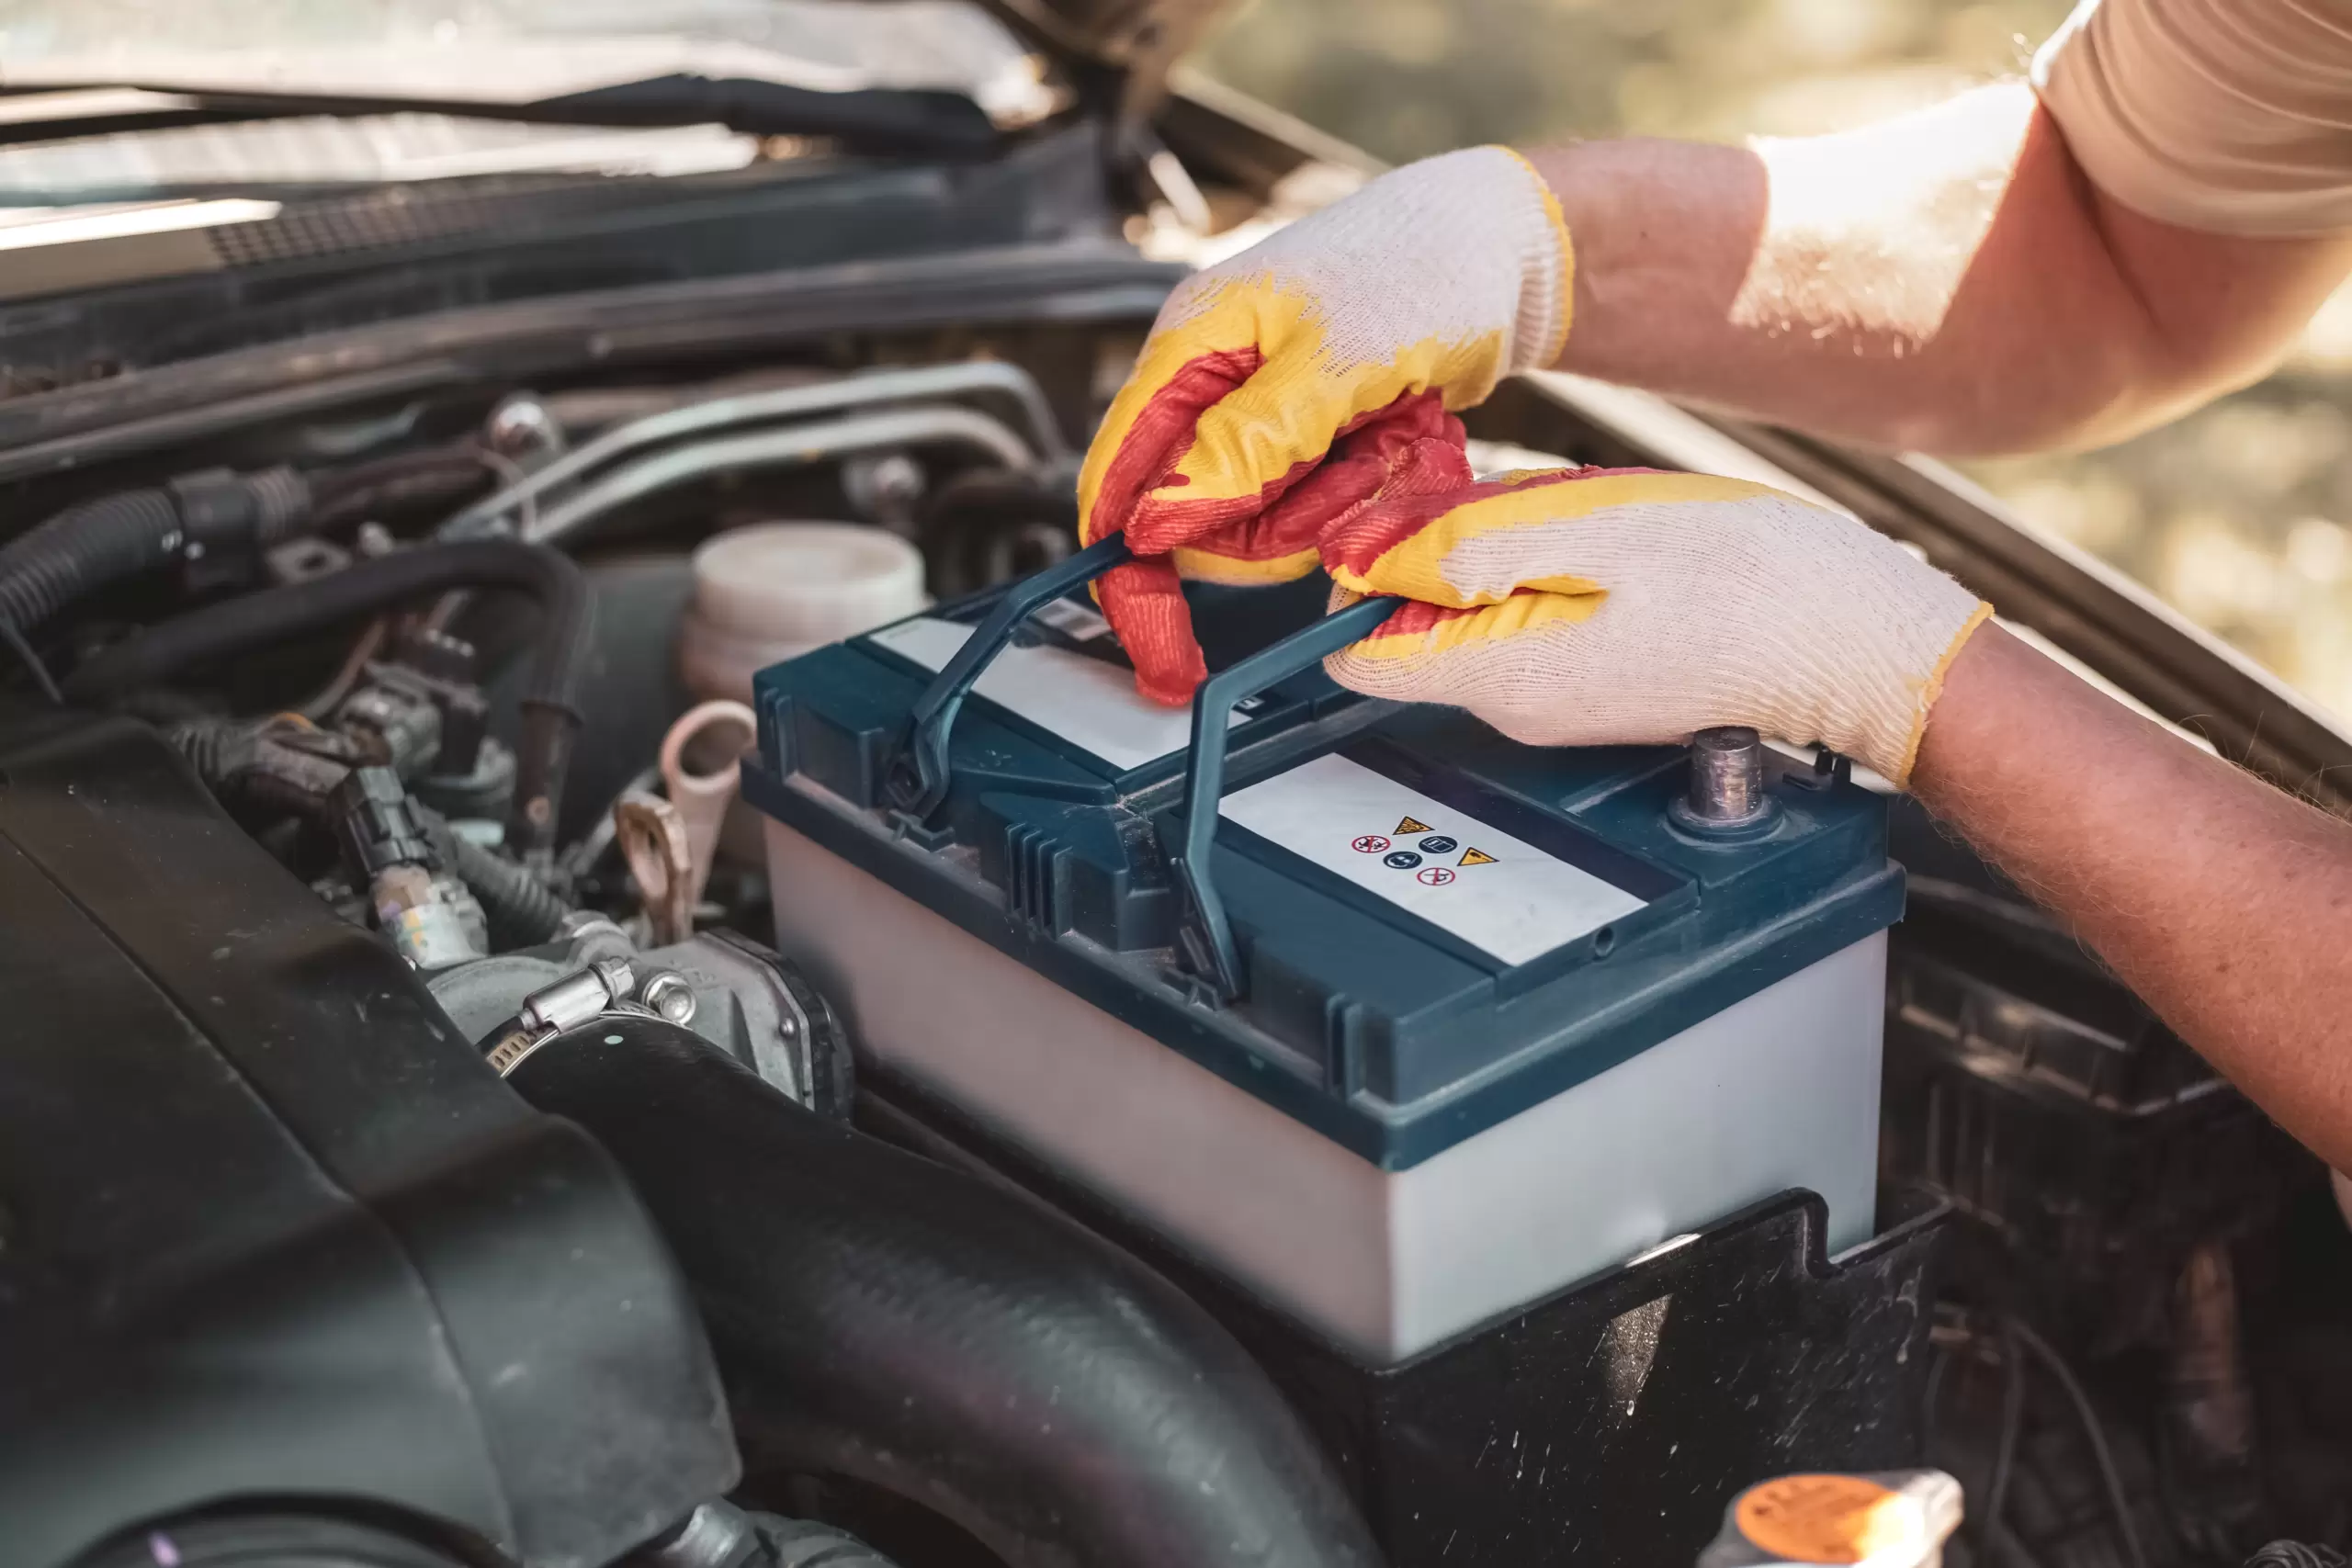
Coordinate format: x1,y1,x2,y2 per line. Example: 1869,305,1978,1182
2008,1316,2151,1568
0,619,62,705
1921,1343,1952,1463
310,446,503,531
1982,1321,2027,1556
0,468,309,646
65,539,591,862
420,806,572,950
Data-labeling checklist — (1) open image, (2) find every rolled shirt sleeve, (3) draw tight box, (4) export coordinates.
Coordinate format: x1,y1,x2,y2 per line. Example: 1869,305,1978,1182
2034,0,2352,235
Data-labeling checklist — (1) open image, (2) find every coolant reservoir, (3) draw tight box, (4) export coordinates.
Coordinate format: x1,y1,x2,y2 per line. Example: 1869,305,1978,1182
744,549,1900,1364
678,522,924,704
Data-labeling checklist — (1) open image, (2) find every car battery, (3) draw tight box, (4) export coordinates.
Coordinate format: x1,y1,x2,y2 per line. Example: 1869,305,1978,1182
744,536,1905,1364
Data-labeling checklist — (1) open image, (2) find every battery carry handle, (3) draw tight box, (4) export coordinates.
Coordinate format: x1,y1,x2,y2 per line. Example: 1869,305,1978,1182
1172,592,1396,1002
885,531,1133,822
882,533,1394,1003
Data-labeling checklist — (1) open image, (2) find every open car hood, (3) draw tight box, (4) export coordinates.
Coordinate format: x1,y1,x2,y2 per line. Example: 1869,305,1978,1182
0,3,1070,134
983,0,1232,110
0,0,1230,132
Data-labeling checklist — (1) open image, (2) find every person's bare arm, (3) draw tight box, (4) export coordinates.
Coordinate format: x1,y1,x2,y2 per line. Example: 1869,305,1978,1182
1523,84,2352,456
1912,626,2352,1168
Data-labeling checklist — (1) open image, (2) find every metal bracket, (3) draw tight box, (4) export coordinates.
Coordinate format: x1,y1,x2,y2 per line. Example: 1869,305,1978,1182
1170,593,1397,1004
882,531,1134,823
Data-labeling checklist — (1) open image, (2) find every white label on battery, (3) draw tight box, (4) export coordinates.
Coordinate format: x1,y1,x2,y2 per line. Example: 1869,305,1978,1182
868,616,1238,773
1220,752,1645,965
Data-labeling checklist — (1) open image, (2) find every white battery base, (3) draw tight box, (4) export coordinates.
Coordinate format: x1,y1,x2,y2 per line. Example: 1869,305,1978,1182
767,812,1884,1365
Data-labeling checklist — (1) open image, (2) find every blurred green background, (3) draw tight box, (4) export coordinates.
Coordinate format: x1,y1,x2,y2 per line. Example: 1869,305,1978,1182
1192,0,2352,723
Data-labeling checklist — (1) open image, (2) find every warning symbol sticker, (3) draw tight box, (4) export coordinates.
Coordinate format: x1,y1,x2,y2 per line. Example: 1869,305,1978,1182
1220,755,1645,966
1362,830,1498,873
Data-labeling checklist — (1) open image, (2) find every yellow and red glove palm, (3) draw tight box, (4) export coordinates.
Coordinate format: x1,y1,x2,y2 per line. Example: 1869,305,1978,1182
1076,145,1574,705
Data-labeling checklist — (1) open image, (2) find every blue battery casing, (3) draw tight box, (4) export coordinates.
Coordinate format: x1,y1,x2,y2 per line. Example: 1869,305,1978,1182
743,578,1903,1172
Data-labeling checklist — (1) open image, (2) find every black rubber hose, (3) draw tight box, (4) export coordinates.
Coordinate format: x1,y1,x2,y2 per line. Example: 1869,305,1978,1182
509,1018,1383,1568
308,446,501,532
0,468,308,642
422,807,572,950
64,540,590,861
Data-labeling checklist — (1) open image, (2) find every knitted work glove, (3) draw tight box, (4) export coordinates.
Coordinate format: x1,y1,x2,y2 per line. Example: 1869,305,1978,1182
1319,467,1994,785
1077,145,1574,705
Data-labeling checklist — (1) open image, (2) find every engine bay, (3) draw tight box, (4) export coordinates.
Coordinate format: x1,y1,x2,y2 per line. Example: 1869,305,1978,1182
4,308,2349,1568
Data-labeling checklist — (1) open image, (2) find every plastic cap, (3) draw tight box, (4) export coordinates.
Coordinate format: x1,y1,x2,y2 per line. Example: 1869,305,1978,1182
690,523,925,648
1699,1472,1962,1568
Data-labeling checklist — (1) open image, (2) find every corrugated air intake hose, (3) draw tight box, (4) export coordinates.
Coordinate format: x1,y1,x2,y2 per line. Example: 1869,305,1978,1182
0,468,311,643
0,468,311,700
505,1015,1385,1568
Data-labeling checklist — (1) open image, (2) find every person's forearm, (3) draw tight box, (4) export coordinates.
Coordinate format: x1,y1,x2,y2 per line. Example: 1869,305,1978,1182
1521,84,2352,456
1912,625,2352,1168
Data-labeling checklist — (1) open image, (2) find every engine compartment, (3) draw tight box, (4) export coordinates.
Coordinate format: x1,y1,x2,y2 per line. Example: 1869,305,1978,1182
3,314,2348,1566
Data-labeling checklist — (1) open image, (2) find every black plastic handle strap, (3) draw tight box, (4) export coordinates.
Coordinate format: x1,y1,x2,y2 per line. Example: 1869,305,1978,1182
1173,593,1399,1002
886,531,1134,821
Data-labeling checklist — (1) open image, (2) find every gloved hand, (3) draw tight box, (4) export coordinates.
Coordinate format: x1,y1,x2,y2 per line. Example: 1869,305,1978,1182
1077,145,1574,705
1318,466,1994,785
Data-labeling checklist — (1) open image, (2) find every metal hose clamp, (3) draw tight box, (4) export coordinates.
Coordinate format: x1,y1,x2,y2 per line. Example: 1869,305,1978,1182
486,956,635,1077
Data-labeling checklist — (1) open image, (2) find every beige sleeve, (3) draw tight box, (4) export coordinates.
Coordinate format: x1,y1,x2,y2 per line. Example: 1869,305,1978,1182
2033,0,2352,235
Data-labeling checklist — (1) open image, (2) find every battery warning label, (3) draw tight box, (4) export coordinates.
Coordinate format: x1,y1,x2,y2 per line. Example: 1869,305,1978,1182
1355,817,1498,872
1221,753,1645,965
